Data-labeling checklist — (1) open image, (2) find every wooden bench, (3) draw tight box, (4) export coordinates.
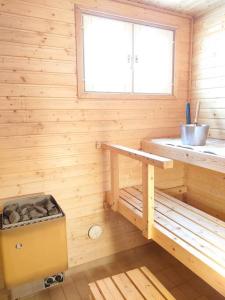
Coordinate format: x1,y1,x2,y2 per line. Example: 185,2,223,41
89,266,175,300
102,143,225,297
120,186,225,296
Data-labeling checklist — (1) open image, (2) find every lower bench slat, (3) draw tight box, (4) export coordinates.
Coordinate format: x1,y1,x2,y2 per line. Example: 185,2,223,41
153,224,225,297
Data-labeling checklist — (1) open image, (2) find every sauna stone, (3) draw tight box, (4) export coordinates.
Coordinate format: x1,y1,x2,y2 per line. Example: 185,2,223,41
29,209,45,220
4,203,19,217
3,216,10,225
34,205,48,216
9,211,20,224
45,199,55,211
48,207,59,216
21,207,29,216
21,204,33,213
21,214,30,222
2,197,59,224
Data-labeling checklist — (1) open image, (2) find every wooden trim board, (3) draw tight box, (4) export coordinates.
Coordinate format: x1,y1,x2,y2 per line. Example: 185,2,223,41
102,143,173,169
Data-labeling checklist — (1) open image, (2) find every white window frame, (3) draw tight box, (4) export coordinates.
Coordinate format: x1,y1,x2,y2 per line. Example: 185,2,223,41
75,7,178,100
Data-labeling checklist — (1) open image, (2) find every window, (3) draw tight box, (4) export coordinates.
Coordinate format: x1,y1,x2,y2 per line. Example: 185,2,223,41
78,12,175,96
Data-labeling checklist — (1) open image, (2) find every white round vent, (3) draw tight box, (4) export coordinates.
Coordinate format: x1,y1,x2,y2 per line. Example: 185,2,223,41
88,225,103,240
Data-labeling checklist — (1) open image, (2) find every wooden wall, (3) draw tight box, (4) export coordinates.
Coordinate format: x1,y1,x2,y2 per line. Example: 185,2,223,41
0,0,191,270
192,3,225,139
186,5,225,221
185,164,225,220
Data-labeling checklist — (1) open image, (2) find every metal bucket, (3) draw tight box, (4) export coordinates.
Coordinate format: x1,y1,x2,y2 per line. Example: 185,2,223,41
181,124,209,146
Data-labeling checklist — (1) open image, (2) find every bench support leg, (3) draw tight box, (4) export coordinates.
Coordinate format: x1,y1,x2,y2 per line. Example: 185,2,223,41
106,145,156,239
142,163,154,239
110,151,119,212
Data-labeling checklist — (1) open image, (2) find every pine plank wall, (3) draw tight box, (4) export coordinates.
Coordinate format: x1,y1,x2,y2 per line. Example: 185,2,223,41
0,0,191,269
186,3,225,221
192,3,225,140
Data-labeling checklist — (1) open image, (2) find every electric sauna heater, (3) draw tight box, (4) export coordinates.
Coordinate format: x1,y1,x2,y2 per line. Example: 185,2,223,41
0,194,68,288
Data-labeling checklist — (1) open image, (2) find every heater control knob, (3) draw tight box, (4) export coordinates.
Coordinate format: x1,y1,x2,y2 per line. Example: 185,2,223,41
15,243,23,249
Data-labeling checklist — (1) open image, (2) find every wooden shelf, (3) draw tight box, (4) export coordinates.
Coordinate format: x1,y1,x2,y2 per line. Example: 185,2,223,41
142,138,225,173
119,186,225,296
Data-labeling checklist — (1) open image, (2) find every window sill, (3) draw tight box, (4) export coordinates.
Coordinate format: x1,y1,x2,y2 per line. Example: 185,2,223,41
78,90,177,100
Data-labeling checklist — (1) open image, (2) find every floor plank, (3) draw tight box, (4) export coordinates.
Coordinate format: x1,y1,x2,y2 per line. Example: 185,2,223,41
20,243,223,300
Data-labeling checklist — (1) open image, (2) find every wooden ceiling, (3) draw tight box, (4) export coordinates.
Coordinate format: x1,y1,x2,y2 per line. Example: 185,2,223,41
127,0,225,17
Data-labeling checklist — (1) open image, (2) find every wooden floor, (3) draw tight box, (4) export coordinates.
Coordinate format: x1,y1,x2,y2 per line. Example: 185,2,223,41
21,243,224,300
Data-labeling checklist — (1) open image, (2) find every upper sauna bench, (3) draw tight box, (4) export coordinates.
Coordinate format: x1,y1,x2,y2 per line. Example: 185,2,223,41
142,138,225,174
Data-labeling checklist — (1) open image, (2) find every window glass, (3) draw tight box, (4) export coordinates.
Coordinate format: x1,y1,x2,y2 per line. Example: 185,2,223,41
133,24,174,94
83,14,133,93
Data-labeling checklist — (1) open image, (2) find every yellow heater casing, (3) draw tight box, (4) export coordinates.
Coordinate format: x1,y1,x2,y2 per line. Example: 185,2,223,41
0,216,68,288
